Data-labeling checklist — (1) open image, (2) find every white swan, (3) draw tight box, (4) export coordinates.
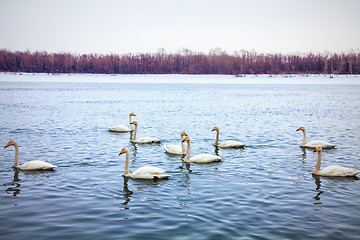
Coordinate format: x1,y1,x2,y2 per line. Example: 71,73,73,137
297,126,336,149
119,147,170,179
182,136,221,163
4,140,57,170
212,126,244,148
312,146,358,177
109,112,136,132
164,131,187,155
130,121,161,143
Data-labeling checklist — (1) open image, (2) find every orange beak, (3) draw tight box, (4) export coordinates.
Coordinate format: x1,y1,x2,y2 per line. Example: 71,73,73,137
212,127,216,131
130,113,136,116
4,142,10,149
119,149,125,155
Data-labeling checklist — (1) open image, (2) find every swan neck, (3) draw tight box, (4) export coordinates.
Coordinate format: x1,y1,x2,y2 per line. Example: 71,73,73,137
181,135,185,154
124,150,131,177
129,114,133,131
313,150,321,174
214,129,220,146
301,129,307,146
184,140,191,162
131,124,137,141
14,143,19,168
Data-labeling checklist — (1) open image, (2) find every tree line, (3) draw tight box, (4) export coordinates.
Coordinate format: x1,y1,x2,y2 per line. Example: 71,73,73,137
0,48,359,75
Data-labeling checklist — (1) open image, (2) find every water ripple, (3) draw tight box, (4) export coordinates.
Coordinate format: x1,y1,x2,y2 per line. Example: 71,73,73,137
0,75,359,239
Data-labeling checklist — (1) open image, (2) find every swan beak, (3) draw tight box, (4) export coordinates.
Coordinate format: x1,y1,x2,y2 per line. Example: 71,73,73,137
296,128,300,131
119,151,124,155
131,113,136,116
4,142,9,148
313,146,319,152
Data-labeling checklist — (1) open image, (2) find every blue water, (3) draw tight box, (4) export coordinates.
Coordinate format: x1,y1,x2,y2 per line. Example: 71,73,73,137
0,74,360,239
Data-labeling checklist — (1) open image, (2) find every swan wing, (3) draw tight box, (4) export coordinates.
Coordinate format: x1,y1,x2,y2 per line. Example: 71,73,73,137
190,154,221,163
20,160,57,170
306,140,336,149
164,144,183,154
109,124,131,132
219,140,245,148
319,165,358,177
137,137,161,143
131,166,170,179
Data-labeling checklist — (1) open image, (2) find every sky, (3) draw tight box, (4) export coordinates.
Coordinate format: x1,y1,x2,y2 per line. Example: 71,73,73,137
0,0,359,55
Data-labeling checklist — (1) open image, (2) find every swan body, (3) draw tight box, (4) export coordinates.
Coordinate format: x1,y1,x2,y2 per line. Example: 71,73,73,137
109,125,131,132
212,126,244,148
312,146,358,177
297,126,336,149
119,147,170,179
164,131,187,155
4,140,57,170
182,136,221,163
130,166,169,179
188,153,222,163
130,121,161,143
109,112,135,132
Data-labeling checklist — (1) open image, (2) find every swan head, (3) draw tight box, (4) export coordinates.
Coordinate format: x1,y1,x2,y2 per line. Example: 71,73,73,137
130,121,138,126
119,147,129,155
130,112,136,116
4,140,16,149
212,126,219,131
297,126,305,132
182,136,190,142
181,131,187,137
313,146,322,152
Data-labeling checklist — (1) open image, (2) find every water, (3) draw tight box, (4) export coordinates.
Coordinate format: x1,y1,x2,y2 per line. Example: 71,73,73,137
0,73,360,239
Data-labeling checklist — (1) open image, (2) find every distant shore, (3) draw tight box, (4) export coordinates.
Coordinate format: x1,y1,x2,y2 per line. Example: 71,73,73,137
1,49,359,75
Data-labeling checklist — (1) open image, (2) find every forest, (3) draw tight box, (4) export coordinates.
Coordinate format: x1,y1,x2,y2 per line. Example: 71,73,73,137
0,48,359,75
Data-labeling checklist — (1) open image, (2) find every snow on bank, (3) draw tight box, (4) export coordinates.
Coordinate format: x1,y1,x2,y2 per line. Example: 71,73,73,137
0,72,360,84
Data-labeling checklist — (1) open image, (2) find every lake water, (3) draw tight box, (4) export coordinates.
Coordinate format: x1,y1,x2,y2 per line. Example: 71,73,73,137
0,73,360,239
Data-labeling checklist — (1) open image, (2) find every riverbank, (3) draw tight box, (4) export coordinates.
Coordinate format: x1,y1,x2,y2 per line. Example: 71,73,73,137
1,72,360,84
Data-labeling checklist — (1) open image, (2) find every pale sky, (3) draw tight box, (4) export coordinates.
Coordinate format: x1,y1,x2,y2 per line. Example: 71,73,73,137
0,0,359,55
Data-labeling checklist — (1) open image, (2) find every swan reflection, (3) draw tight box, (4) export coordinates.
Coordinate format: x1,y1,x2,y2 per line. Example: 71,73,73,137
176,162,192,206
118,174,169,214
313,175,323,205
5,171,22,196
301,147,307,161
177,162,192,188
132,177,167,192
214,146,220,156
312,174,359,207
130,144,138,159
118,176,133,210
